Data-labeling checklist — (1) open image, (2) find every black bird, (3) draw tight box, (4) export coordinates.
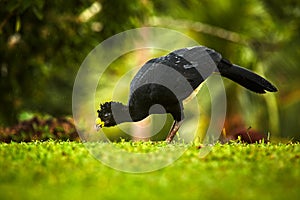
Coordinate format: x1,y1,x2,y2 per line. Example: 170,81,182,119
96,46,277,142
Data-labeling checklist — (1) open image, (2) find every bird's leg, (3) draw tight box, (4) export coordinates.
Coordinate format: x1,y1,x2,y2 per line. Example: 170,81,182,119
165,120,183,143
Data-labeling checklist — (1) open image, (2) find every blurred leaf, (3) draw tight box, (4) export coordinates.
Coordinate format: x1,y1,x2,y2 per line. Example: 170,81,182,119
15,16,21,32
32,6,43,20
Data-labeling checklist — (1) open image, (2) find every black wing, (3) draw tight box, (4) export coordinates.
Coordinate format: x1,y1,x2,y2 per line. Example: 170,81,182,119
129,46,220,102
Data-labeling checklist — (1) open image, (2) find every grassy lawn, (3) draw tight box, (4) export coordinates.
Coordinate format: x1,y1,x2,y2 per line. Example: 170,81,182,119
0,141,299,200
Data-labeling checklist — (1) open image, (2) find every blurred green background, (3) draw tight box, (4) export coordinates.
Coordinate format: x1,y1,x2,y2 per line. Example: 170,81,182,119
1,0,300,140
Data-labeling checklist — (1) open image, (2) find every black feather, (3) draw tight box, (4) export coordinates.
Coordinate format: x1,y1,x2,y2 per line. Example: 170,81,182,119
217,59,277,94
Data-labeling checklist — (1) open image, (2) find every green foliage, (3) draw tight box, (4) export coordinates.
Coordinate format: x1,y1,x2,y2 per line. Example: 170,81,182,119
1,0,300,139
0,141,300,199
0,0,150,125
150,0,300,139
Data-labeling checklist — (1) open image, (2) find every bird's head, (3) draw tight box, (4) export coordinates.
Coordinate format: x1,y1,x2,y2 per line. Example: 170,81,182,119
95,102,117,130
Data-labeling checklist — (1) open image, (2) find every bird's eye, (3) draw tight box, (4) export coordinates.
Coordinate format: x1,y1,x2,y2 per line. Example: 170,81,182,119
104,113,111,117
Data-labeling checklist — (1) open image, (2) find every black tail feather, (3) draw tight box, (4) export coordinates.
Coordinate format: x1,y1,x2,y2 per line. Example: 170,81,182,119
218,59,277,94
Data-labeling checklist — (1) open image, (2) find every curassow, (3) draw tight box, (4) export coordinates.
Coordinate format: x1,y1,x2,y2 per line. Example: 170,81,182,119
96,46,277,142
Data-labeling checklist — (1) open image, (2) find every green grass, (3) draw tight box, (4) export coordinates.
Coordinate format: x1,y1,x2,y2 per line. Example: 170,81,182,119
0,141,300,200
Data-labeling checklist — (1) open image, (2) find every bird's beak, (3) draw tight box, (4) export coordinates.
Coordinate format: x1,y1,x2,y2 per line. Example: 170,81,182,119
95,124,102,131
95,118,104,131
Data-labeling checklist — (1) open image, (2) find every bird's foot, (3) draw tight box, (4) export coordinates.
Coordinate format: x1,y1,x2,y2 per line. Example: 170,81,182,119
165,120,183,143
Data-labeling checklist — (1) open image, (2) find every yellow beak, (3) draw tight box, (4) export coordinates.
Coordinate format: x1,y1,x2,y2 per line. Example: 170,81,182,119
95,118,104,131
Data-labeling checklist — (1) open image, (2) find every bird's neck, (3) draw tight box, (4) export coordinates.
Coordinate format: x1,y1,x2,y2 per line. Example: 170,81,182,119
112,102,152,124
110,102,133,125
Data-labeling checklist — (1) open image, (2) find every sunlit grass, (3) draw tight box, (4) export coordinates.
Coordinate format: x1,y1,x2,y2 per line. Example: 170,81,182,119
0,141,299,199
